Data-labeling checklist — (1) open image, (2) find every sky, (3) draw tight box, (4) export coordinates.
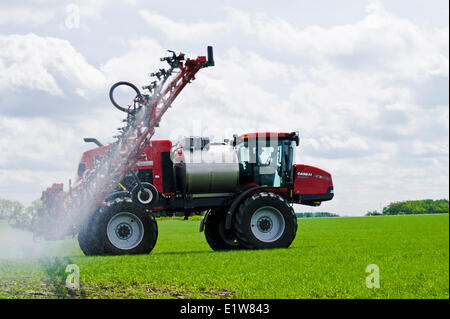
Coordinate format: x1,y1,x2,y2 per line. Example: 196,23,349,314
0,0,448,216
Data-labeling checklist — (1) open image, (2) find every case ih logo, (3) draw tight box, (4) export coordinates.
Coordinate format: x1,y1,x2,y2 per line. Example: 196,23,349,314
297,172,313,177
297,172,331,181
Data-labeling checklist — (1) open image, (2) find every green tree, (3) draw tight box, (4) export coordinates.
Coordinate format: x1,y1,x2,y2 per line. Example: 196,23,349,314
0,199,24,219
366,210,382,216
296,212,339,218
24,199,43,218
383,199,449,215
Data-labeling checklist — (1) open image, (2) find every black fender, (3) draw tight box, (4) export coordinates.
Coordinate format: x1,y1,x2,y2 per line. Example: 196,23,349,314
105,191,130,202
199,186,265,232
224,186,265,230
199,210,211,232
199,186,266,232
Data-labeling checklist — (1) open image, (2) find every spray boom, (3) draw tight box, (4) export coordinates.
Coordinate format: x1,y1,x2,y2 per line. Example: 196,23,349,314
31,47,214,240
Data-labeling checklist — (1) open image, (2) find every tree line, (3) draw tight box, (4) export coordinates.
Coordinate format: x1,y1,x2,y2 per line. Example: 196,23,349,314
0,198,42,220
2,198,447,221
296,212,339,218
366,199,449,216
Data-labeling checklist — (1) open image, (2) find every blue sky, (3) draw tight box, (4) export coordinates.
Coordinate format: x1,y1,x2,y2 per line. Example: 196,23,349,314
0,0,448,216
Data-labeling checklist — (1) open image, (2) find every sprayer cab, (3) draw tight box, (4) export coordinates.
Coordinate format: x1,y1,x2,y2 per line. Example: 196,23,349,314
234,132,333,206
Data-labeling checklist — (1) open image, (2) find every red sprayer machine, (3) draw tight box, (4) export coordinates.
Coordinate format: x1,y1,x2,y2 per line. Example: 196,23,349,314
31,47,334,255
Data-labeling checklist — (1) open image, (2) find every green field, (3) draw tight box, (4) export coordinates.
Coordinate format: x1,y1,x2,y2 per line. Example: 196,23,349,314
0,214,448,299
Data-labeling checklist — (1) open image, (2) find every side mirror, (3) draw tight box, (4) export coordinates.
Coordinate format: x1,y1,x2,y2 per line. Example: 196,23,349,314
289,131,300,146
232,134,238,147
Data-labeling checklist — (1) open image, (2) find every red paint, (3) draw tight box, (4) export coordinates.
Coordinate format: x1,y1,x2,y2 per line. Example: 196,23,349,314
77,140,173,193
265,187,288,194
293,164,333,195
143,140,172,193
239,132,294,140
79,145,110,171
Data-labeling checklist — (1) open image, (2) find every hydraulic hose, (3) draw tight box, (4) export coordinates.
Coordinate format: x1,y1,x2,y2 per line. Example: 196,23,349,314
109,81,143,114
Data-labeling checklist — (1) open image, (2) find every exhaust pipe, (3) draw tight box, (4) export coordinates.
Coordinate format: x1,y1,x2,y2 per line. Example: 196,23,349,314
83,138,103,147
207,46,215,67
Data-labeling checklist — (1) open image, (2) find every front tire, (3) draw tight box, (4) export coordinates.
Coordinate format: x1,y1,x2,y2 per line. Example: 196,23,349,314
77,208,105,256
92,198,158,255
78,222,101,256
233,192,297,249
204,209,242,251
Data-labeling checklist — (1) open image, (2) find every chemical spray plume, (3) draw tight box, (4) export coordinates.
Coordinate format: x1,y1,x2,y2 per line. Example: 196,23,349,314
22,49,211,242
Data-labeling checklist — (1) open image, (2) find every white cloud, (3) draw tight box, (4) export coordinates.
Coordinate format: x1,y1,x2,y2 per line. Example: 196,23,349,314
0,117,81,170
242,1,449,80
140,2,448,81
101,37,165,84
72,0,110,20
0,33,106,96
139,10,232,41
0,6,55,26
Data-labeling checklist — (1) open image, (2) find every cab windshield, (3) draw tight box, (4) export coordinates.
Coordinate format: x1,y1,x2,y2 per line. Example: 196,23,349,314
237,138,295,187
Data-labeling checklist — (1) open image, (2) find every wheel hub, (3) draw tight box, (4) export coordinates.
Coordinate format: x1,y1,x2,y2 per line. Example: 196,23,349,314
250,206,286,243
257,217,273,233
107,212,144,250
115,223,133,240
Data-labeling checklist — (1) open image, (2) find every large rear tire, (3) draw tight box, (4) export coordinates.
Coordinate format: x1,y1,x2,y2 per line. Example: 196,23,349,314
91,198,158,255
232,192,297,249
204,209,242,251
